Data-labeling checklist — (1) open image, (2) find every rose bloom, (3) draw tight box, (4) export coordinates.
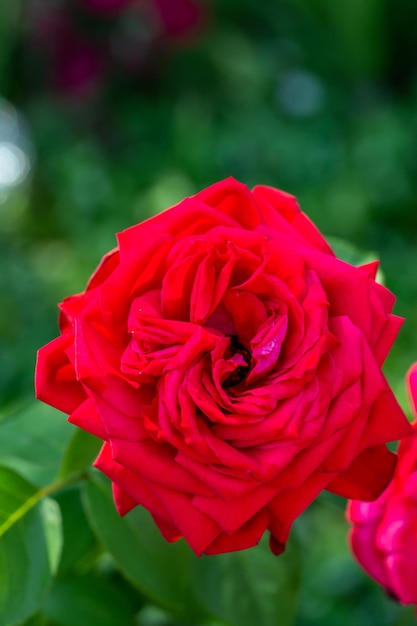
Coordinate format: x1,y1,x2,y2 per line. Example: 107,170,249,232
52,33,104,98
348,364,417,604
28,3,105,98
36,178,411,556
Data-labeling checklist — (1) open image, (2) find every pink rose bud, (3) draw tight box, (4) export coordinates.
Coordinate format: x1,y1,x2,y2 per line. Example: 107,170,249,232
348,363,417,605
36,178,411,555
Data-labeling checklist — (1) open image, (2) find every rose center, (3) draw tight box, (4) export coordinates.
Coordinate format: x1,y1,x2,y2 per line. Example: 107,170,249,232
222,335,252,388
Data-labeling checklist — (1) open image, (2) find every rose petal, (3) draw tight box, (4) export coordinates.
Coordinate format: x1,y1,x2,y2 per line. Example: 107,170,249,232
327,445,397,500
35,335,86,414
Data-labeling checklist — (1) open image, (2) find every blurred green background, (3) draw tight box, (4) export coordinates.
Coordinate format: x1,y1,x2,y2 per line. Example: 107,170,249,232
1,0,417,624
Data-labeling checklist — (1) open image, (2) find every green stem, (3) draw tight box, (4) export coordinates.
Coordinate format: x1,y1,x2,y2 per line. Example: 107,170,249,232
0,470,87,537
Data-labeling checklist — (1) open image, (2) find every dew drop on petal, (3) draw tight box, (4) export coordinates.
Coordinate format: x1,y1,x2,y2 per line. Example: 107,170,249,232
259,340,276,355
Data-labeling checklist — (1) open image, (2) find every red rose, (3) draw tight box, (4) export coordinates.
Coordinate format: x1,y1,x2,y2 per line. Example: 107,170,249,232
348,364,417,605
28,4,105,98
36,178,411,555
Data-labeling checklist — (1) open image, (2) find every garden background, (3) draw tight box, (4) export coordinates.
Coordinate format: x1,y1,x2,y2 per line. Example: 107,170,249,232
1,1,417,624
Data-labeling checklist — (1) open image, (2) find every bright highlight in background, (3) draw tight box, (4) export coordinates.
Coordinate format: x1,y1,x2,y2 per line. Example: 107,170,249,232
0,98,31,192
0,143,30,187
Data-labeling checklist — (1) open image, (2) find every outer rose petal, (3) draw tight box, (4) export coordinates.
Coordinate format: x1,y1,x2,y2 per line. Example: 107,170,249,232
252,185,334,255
327,445,397,500
36,334,86,414
87,249,120,290
347,370,417,607
204,509,270,555
36,177,410,556
68,399,108,441
196,177,263,230
381,509,417,603
268,470,338,554
349,512,392,590
407,363,417,416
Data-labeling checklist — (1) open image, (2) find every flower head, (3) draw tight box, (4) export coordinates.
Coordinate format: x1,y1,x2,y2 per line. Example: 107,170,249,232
348,364,417,604
36,178,411,555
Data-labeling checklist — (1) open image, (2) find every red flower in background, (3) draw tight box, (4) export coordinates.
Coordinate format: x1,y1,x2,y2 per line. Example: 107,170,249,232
36,178,411,555
52,30,105,98
81,0,205,40
28,0,206,97
348,364,417,605
153,0,205,39
28,2,105,98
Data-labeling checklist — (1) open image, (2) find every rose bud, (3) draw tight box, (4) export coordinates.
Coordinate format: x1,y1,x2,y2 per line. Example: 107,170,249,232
348,363,417,604
36,178,412,556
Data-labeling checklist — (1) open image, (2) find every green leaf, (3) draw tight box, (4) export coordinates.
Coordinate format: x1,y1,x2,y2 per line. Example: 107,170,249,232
19,614,46,626
136,604,220,626
0,402,73,487
59,429,102,479
82,471,206,621
42,571,141,626
193,537,298,626
0,466,63,626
